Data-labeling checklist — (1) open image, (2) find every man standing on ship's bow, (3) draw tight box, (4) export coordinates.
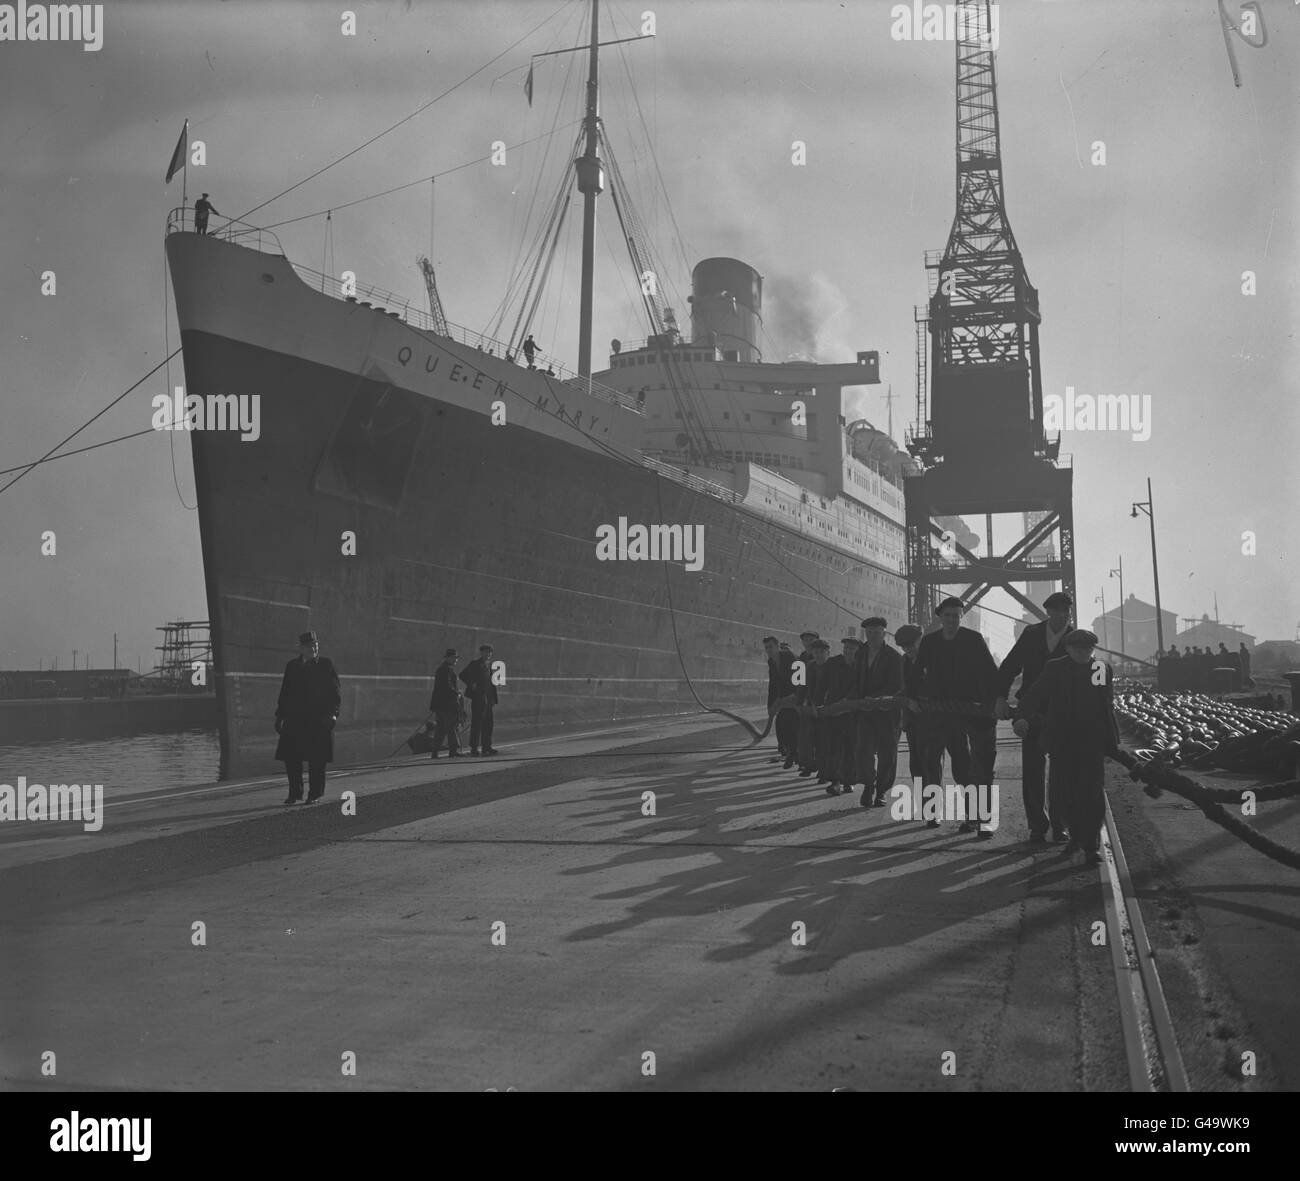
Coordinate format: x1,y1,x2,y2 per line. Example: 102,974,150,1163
274,630,341,805
194,192,220,235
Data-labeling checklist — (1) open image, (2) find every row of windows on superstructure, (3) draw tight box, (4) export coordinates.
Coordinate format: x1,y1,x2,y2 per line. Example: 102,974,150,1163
652,410,813,431
613,351,720,367
722,450,804,468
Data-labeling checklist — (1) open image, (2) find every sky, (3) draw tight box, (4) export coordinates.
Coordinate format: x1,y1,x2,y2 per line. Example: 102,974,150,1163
1,0,1296,672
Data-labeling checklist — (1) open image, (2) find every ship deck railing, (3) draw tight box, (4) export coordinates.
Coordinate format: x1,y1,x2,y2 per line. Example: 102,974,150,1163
167,206,288,256
637,454,743,504
165,207,640,414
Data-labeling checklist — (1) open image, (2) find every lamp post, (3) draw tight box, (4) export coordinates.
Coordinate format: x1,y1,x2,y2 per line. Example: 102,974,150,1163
1109,556,1125,664
1096,590,1108,651
1131,477,1164,656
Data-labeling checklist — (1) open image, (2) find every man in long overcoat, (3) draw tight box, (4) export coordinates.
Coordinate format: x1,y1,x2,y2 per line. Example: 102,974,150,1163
275,630,341,805
996,590,1075,843
429,648,466,758
460,644,500,756
763,635,798,769
915,597,1000,837
1013,630,1120,866
854,617,904,808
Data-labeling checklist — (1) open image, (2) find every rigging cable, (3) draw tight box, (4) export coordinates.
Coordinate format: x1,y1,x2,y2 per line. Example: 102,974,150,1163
0,428,156,477
496,135,577,347
230,0,577,225
487,1,587,337
255,120,584,233
163,248,196,509
608,10,694,291
0,350,182,498
503,137,582,352
652,466,770,744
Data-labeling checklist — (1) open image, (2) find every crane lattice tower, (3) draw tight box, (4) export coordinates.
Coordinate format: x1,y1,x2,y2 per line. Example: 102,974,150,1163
904,0,1075,626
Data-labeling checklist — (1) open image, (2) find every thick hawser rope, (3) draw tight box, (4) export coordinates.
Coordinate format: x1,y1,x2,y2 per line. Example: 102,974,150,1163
771,694,996,719
1112,748,1300,871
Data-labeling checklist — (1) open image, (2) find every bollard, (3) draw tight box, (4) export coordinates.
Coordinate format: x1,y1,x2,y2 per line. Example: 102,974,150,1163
1284,672,1300,713
1210,666,1235,695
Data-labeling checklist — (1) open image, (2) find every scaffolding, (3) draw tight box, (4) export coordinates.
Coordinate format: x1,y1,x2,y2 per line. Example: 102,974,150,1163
150,620,213,693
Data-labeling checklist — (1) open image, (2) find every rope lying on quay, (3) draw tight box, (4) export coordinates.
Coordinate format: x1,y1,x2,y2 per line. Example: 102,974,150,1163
1112,748,1300,871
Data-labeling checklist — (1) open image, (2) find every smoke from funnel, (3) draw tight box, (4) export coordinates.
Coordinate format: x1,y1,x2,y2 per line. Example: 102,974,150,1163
765,270,878,423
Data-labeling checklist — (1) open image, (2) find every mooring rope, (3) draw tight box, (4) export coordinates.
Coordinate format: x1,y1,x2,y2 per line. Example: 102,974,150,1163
1113,748,1300,871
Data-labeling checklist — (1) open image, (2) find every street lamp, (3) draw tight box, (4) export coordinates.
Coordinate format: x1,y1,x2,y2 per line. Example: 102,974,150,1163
1096,590,1108,650
1109,556,1126,664
1131,477,1164,656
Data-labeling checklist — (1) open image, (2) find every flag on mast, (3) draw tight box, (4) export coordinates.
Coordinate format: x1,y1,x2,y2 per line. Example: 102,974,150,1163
165,119,188,183
524,63,534,107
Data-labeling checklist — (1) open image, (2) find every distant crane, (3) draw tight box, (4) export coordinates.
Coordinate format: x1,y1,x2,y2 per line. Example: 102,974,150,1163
903,0,1074,625
416,254,449,336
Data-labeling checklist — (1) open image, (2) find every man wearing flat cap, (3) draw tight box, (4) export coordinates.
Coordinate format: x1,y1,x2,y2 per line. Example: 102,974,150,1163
274,630,341,805
763,636,798,769
794,630,821,777
854,617,903,808
894,623,927,782
915,597,1000,837
996,590,1075,844
821,636,861,795
1013,630,1120,867
809,639,853,794
460,644,500,756
429,648,467,759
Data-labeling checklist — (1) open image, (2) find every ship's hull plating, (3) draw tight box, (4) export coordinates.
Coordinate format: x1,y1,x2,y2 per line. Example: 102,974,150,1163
168,239,906,776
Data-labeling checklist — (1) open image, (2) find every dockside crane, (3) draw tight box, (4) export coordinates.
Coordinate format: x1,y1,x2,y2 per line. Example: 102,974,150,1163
904,0,1076,626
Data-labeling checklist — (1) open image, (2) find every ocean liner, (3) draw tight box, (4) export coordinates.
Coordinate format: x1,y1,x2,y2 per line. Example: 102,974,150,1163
165,3,911,775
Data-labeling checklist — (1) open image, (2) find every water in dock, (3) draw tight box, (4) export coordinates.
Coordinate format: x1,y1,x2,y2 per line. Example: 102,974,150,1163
0,729,221,797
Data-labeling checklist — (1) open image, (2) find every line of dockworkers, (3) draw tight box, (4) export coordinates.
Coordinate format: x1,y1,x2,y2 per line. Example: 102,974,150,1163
762,592,1120,866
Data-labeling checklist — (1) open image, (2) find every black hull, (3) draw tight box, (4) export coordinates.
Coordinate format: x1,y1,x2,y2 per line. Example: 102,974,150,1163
179,329,906,775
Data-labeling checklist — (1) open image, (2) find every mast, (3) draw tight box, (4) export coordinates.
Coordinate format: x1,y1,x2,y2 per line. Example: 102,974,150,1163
576,0,603,378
